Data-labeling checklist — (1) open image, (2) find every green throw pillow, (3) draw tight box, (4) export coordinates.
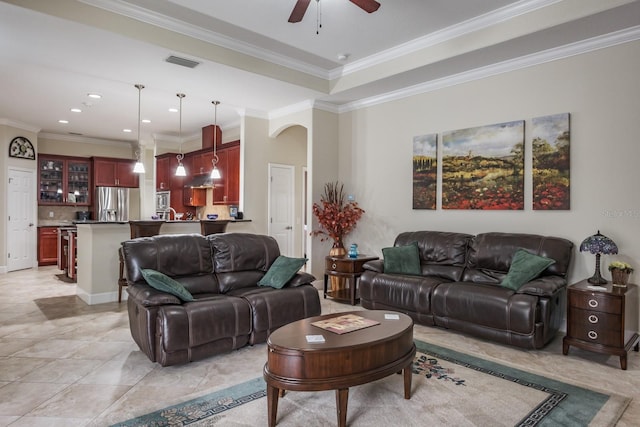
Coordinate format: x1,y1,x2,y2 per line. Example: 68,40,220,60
141,269,195,302
501,249,556,291
258,256,307,289
382,242,421,275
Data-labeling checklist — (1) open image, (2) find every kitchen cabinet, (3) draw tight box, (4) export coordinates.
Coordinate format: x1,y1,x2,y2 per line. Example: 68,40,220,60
156,154,172,190
183,187,206,207
212,141,240,205
38,227,58,266
38,155,91,206
93,157,139,188
191,151,213,175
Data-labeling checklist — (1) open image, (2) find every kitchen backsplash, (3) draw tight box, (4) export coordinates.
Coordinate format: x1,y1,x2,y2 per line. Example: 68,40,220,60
38,206,82,221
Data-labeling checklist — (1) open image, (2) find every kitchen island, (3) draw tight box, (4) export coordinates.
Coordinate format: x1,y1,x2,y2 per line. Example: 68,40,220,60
75,219,253,305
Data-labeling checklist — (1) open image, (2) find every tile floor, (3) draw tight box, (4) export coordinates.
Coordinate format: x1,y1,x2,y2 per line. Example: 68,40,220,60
0,266,638,426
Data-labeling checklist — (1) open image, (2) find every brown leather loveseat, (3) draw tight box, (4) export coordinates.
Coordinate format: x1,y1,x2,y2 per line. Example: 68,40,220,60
122,233,321,366
359,231,573,349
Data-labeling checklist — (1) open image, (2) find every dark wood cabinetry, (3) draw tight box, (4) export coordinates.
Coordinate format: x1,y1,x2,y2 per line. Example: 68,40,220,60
183,187,207,207
156,139,240,209
38,227,58,266
93,157,139,188
563,280,639,370
324,255,379,305
38,155,91,206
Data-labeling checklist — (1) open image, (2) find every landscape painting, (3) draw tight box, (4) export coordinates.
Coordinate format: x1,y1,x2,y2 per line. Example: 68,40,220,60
532,113,570,210
412,133,437,209
442,120,524,210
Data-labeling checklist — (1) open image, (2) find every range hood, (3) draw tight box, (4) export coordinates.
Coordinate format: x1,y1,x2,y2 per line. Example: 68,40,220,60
186,173,214,188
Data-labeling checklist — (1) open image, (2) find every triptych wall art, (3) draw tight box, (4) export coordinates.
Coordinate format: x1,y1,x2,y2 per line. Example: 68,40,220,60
412,113,570,210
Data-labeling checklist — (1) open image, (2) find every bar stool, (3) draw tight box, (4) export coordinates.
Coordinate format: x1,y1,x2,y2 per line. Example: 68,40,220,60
118,221,165,302
200,219,231,235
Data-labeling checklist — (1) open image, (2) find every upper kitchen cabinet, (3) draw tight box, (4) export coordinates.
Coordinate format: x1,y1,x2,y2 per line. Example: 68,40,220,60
93,157,139,188
156,153,177,191
38,155,91,206
213,141,240,205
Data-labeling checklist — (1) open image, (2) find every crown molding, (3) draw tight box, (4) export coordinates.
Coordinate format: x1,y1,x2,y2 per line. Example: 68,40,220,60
330,0,561,79
337,25,640,114
39,132,132,146
79,0,331,79
0,118,41,133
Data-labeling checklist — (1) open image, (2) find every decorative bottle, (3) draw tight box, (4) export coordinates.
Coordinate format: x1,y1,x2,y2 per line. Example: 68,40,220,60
348,243,358,258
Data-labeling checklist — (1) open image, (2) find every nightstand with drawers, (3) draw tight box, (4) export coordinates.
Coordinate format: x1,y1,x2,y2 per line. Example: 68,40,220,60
563,280,639,370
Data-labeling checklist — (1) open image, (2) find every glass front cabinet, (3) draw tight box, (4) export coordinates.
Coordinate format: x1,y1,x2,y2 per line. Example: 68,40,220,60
38,155,91,206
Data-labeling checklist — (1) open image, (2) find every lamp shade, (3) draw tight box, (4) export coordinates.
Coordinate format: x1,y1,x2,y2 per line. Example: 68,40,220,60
580,230,618,285
175,163,186,177
579,231,618,255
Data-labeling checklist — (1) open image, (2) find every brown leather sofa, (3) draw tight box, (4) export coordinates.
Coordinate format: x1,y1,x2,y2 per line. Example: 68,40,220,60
122,233,321,366
359,231,574,349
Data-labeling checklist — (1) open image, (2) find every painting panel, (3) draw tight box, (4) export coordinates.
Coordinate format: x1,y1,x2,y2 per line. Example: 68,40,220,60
412,133,437,209
442,120,524,210
532,113,570,210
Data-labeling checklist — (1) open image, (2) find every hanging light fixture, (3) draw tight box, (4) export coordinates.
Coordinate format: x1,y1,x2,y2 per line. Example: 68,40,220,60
175,93,187,177
210,100,221,179
132,84,146,174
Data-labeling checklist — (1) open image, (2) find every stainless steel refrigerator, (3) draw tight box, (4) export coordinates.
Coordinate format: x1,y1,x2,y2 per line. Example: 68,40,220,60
96,187,130,221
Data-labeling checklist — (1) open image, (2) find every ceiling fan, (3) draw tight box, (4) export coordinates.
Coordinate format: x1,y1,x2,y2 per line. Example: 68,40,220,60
288,0,381,23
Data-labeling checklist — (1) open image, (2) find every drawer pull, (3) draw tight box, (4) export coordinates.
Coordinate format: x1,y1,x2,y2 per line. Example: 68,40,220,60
588,331,598,340
588,299,598,308
332,263,337,270
588,315,599,324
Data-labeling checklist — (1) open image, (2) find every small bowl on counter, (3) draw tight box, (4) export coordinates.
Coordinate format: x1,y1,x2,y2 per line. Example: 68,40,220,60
206,214,218,220
175,213,184,220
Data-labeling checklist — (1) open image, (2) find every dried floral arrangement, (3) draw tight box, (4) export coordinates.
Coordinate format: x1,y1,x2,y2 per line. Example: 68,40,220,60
311,181,364,247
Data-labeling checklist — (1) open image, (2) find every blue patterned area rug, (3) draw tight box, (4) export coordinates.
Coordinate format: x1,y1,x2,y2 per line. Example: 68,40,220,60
112,340,629,426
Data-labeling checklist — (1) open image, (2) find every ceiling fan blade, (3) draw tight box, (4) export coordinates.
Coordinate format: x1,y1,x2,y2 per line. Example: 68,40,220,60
349,0,381,13
288,0,311,23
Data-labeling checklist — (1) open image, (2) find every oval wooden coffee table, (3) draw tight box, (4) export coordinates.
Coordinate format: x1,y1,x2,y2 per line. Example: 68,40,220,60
263,310,415,427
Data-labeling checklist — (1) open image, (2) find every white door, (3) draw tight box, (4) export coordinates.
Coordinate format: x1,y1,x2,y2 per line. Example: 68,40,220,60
7,168,36,271
268,164,295,257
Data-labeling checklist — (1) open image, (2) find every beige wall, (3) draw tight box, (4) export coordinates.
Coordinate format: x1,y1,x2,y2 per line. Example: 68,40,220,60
339,40,640,287
241,116,309,258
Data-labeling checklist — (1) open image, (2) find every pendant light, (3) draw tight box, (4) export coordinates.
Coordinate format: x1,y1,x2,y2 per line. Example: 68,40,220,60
210,100,221,179
175,93,187,177
132,84,146,174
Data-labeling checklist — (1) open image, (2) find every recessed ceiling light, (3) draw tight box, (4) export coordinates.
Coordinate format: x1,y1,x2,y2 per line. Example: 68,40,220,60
123,129,132,133
168,108,178,113
87,93,102,99
58,120,69,124
142,119,151,123
70,108,82,113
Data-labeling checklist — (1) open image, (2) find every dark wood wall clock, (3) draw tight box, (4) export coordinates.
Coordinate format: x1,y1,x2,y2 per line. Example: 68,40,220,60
9,136,35,160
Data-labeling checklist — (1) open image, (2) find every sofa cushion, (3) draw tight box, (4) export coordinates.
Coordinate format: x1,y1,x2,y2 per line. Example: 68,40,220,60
463,232,573,284
258,256,307,289
383,242,421,275
141,269,195,302
501,249,555,291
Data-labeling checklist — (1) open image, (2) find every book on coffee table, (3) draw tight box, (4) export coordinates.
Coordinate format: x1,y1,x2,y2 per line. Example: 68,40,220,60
311,314,380,334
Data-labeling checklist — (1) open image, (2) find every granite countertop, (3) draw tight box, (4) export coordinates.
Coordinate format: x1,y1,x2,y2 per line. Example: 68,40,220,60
39,219,251,227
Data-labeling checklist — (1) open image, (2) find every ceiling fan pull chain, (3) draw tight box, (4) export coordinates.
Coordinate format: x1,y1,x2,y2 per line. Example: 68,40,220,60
316,0,322,34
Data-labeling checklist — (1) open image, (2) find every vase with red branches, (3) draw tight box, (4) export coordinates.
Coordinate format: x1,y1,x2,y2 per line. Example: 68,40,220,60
311,181,365,256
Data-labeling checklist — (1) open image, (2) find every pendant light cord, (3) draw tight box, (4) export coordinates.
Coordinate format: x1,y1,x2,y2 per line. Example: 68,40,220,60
134,84,144,161
177,93,185,162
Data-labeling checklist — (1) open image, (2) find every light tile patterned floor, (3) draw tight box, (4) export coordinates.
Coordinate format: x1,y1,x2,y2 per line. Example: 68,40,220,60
0,266,638,426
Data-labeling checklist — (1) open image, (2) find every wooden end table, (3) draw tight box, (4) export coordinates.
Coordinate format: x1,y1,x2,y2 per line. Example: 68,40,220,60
324,255,378,305
263,310,415,427
563,280,639,370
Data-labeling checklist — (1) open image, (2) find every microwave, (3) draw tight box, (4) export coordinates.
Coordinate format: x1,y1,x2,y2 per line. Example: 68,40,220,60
156,191,170,211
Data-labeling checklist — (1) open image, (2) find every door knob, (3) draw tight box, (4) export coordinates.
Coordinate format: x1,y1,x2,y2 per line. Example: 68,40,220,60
285,226,292,230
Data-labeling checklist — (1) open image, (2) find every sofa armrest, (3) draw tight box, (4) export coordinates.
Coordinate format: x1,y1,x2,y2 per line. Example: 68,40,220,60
284,272,316,288
127,282,181,306
363,259,384,273
516,276,567,297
